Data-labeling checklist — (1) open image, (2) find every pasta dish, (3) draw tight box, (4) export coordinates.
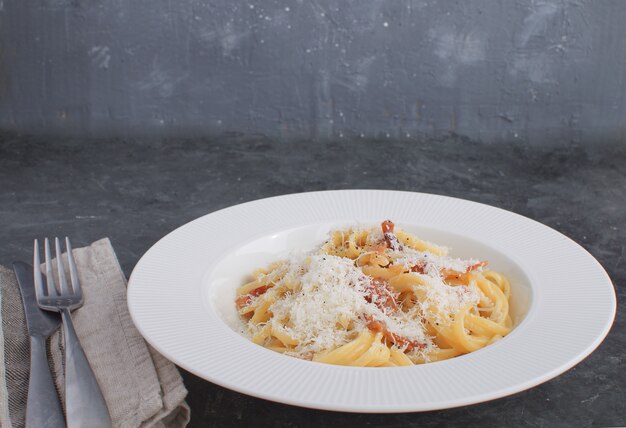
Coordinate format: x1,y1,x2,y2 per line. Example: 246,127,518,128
235,221,513,366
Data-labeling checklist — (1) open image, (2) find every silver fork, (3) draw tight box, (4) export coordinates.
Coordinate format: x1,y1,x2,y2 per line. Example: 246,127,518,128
34,237,112,428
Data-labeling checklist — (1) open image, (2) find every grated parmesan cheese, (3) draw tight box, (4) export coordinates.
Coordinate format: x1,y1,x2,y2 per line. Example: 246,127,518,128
244,224,484,360
266,254,431,357
411,273,480,325
391,247,481,278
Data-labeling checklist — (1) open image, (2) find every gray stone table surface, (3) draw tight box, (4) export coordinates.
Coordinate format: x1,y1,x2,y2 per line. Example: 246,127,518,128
0,133,624,427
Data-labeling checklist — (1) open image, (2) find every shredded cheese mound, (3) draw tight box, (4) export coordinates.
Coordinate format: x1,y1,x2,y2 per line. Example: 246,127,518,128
241,223,486,362
266,254,432,357
412,273,481,325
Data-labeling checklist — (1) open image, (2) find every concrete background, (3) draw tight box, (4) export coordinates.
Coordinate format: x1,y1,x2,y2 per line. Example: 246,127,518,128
1,0,625,144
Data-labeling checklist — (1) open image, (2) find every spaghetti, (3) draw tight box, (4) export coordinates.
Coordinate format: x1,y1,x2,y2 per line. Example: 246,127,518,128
235,221,513,366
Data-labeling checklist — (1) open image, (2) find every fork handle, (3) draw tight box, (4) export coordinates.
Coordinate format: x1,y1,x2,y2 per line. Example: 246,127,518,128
61,308,113,428
26,335,65,428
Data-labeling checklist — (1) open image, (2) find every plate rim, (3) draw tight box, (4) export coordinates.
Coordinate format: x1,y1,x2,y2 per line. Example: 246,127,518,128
127,189,617,412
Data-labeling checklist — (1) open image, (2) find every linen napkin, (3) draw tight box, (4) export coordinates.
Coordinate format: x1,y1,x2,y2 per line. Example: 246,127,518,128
0,238,190,428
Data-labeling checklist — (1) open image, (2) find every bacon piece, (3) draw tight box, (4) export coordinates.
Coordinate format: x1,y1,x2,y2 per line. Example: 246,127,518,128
381,220,394,234
235,285,272,309
439,261,488,280
366,316,426,352
409,259,426,274
363,278,398,312
381,220,403,251
466,261,488,272
235,295,252,309
249,285,271,297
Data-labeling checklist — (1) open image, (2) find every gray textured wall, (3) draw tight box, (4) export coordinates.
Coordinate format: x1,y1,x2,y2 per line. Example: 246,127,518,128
0,0,625,144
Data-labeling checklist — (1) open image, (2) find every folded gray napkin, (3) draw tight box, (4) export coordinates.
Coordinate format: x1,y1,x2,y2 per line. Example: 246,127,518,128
0,238,190,428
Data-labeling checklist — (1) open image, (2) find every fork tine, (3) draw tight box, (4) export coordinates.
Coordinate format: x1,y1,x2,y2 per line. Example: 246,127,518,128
55,237,70,295
33,239,46,298
44,238,57,296
66,237,81,299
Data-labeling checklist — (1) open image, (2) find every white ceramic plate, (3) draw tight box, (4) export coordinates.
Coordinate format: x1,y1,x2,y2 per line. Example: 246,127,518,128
127,190,616,412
